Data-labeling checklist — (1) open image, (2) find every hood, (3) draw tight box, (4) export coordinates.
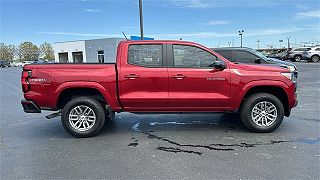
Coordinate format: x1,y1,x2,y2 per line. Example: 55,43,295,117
233,63,289,73
267,58,296,67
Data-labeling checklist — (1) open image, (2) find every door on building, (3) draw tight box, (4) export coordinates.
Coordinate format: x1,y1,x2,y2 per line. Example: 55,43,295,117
72,52,83,63
58,52,68,63
98,50,104,63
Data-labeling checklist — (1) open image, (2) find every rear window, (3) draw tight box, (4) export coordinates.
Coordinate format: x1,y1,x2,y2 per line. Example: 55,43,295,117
295,48,311,51
214,50,234,62
128,45,163,67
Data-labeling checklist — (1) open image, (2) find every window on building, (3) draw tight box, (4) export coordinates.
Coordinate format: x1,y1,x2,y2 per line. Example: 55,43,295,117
173,45,216,68
128,45,163,67
98,50,104,63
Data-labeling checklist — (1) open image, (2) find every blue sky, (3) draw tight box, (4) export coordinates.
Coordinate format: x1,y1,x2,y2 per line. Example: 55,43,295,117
1,0,319,48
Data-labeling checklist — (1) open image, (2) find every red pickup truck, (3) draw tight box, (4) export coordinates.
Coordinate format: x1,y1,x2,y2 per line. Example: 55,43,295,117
21,40,298,137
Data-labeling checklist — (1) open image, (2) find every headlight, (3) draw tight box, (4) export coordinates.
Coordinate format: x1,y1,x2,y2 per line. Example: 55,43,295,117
281,72,297,83
287,65,296,72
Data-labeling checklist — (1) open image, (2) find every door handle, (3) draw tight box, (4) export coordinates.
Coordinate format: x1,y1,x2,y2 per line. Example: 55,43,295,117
124,74,140,79
171,74,187,79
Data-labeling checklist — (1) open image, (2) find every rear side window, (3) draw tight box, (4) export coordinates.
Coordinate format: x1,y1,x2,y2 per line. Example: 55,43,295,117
215,50,234,62
315,48,320,51
173,45,216,68
128,45,163,67
234,50,258,64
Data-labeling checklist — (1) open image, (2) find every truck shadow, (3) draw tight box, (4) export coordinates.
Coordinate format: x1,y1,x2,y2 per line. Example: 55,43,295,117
100,113,246,135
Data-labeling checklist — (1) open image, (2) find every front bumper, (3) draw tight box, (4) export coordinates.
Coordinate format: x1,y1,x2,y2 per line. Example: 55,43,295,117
21,99,41,113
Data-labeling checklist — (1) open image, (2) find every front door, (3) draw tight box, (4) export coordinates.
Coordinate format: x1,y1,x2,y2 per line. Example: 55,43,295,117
119,44,169,111
167,44,231,111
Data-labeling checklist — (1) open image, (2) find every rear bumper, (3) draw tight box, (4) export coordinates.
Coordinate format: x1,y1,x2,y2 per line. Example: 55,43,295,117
21,99,41,113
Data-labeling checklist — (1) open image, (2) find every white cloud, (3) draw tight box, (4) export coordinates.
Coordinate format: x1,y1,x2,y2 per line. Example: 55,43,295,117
121,26,137,29
204,20,231,25
148,28,303,39
84,9,102,12
34,31,120,37
295,10,320,18
34,27,303,39
166,0,287,8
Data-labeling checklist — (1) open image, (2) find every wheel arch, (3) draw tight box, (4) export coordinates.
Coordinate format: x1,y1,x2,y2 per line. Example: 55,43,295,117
239,85,290,117
55,82,112,110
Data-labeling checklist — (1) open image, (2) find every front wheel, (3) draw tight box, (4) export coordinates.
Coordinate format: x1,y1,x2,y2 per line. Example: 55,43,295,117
240,93,284,133
61,96,106,137
311,55,319,63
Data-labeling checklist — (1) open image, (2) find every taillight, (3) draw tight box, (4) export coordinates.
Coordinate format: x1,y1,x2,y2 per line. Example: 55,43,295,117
21,70,32,92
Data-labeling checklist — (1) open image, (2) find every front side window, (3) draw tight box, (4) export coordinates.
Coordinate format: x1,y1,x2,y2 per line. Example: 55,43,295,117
173,45,216,68
234,50,258,64
128,45,163,67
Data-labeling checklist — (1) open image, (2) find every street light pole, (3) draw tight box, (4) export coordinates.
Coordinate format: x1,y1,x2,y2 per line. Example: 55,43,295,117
139,0,144,40
238,30,244,47
257,40,260,49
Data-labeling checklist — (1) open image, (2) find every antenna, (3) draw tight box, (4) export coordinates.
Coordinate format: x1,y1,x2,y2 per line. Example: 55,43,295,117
122,31,128,40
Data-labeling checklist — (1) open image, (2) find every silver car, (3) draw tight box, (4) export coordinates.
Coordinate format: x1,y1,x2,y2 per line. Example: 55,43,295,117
288,47,311,62
302,46,320,63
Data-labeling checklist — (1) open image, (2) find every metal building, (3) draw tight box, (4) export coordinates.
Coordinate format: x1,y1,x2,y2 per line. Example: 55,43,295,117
53,38,124,63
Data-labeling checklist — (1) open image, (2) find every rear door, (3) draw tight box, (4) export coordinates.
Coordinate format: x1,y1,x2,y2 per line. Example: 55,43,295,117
167,44,231,111
119,43,169,111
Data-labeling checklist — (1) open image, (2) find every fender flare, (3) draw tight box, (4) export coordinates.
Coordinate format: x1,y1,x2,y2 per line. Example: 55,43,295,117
232,80,289,110
54,81,113,108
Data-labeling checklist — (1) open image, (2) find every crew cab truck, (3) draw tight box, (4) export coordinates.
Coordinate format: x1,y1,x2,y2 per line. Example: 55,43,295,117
21,40,298,137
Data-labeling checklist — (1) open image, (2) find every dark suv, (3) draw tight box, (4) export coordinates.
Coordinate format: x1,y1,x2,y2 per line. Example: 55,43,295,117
0,60,11,68
212,47,298,77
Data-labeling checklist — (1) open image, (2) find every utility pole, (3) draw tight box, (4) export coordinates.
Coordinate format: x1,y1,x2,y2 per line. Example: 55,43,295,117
238,30,244,47
139,0,144,40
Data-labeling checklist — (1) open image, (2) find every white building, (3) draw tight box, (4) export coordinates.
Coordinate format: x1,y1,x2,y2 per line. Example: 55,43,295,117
53,38,124,63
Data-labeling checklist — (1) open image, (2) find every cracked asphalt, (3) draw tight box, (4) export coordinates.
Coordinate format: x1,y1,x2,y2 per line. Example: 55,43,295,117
1,63,319,179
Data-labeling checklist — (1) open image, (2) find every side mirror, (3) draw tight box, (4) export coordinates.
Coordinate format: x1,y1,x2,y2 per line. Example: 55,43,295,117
255,58,261,64
213,61,226,70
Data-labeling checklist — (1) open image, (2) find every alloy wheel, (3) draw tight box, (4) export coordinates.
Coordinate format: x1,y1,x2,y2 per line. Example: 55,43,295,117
251,101,277,127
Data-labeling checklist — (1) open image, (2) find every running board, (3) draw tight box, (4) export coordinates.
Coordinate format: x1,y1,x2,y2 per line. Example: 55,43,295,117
45,111,61,119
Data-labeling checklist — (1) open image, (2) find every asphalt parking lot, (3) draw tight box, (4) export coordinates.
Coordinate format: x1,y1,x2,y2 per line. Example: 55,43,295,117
0,63,319,179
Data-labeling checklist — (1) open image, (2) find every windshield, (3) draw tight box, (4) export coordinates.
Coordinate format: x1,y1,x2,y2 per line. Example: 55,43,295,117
250,49,270,61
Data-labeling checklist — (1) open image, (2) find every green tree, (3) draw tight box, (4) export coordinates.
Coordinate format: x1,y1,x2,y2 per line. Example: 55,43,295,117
18,42,40,61
0,43,16,62
40,42,54,60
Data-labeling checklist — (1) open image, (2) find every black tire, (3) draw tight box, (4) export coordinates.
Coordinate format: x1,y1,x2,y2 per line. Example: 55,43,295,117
311,55,320,63
240,93,284,133
61,96,106,138
294,55,302,62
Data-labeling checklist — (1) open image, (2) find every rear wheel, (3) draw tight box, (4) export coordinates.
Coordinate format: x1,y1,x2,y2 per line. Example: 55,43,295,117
240,93,284,132
294,55,302,62
311,55,319,63
61,96,105,137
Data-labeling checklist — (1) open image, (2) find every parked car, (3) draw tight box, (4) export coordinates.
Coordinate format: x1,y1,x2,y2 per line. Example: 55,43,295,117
21,40,298,137
0,60,11,68
302,46,320,63
287,47,311,62
267,50,288,60
212,47,298,78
